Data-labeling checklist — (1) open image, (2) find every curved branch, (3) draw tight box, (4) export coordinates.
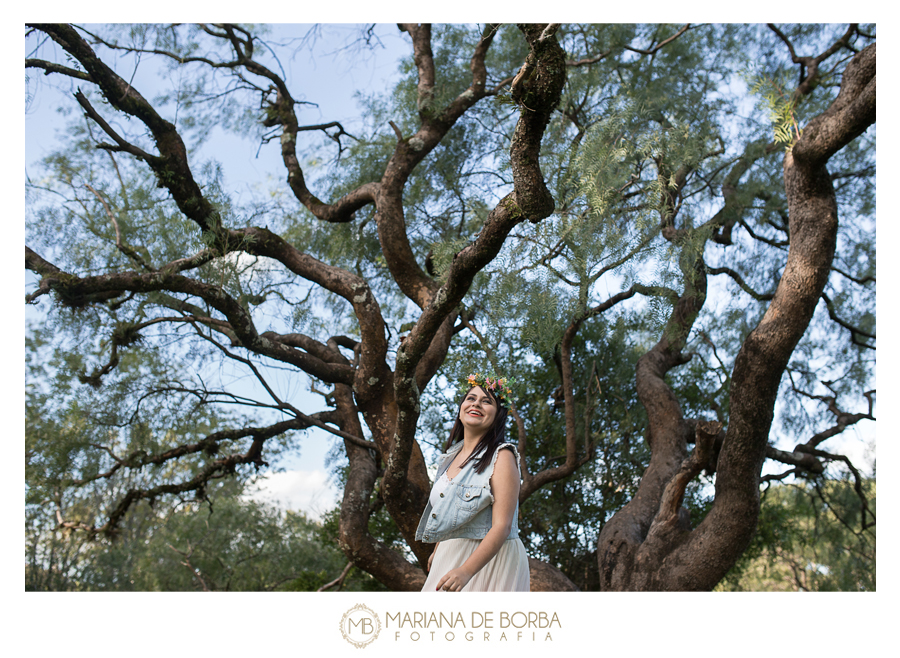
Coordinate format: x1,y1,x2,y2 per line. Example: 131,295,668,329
790,379,876,450
31,24,225,238
596,230,709,589
25,246,356,385
519,287,639,499
202,26,380,225
26,57,93,81
831,264,874,285
74,24,244,69
708,266,774,301
658,42,876,591
225,226,388,401
74,91,157,161
768,23,858,98
821,293,875,349
566,24,693,67
760,468,801,483
62,416,318,536
791,42,875,166
317,562,354,592
737,216,789,248
332,383,425,590
376,23,503,309
804,449,875,530
624,24,693,56
567,49,614,67
261,331,348,366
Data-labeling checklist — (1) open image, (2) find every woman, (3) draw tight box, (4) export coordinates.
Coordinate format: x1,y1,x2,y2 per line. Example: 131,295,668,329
416,374,530,592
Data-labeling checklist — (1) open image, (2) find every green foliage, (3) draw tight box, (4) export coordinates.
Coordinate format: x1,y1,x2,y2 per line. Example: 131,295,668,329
744,71,802,150
717,476,876,591
26,480,349,591
26,325,350,591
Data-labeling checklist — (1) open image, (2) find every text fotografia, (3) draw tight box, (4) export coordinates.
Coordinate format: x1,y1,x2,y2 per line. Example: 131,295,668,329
387,611,561,642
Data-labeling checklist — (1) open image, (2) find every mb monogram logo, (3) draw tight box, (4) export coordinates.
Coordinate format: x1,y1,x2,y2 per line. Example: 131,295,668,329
340,604,382,648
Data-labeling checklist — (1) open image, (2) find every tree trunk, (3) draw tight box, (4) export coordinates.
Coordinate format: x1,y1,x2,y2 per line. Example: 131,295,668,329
595,43,875,591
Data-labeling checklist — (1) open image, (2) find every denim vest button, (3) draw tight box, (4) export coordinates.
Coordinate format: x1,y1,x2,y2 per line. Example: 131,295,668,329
440,493,444,497
432,513,437,518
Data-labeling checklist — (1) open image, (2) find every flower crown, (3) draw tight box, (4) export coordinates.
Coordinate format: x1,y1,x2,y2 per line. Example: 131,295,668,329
461,372,516,406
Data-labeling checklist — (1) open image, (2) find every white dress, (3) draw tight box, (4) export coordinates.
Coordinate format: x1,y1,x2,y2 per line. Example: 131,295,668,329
421,473,530,592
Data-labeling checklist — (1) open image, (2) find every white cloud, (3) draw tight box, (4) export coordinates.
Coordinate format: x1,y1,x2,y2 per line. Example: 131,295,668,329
246,469,340,521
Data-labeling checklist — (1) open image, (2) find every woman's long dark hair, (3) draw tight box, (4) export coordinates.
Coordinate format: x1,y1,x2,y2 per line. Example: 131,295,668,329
444,386,510,474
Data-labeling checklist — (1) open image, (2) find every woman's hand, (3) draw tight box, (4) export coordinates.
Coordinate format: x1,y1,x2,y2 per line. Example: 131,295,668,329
436,567,473,592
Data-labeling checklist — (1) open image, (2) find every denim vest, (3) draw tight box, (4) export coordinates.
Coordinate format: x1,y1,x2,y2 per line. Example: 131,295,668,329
415,441,520,543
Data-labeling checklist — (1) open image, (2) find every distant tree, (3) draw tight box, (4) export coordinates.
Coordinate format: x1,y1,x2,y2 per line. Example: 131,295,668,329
26,328,367,592
26,481,358,592
25,23,875,590
717,475,875,591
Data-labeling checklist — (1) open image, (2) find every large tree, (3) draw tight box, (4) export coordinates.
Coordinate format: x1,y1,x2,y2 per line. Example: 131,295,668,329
25,23,875,591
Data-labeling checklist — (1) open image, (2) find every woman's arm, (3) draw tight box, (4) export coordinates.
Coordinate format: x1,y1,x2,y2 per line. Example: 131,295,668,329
434,448,520,591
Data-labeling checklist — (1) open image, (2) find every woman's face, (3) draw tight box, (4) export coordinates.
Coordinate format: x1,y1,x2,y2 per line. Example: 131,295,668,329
458,386,498,434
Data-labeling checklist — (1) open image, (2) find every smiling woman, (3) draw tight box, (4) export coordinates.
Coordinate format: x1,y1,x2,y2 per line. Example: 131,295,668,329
415,375,530,592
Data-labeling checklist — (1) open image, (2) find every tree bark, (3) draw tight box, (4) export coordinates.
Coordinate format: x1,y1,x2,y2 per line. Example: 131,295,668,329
594,43,875,591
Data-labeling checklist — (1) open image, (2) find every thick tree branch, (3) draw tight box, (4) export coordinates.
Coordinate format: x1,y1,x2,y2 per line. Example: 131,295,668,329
655,41,876,591
376,24,503,310
651,420,720,528
790,42,875,166
332,383,426,590
30,24,225,238
596,218,711,589
764,446,824,475
25,247,356,385
261,331,348,366
398,24,436,116
223,226,389,404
